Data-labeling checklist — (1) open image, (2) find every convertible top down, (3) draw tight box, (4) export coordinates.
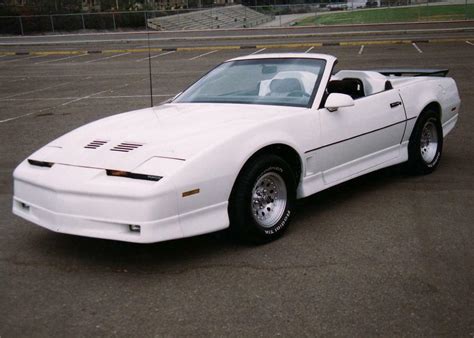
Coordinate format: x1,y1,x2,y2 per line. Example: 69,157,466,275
13,53,460,244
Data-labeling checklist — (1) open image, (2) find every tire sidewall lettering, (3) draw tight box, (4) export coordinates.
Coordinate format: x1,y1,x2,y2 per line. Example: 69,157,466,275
263,209,291,235
254,165,292,236
427,151,440,168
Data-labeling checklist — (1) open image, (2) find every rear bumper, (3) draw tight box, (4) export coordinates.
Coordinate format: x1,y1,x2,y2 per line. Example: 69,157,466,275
442,113,458,137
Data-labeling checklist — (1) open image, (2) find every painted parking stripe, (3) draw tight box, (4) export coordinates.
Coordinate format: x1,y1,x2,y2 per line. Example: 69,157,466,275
35,53,88,64
0,77,151,124
0,54,47,64
412,42,423,53
250,48,266,55
0,111,37,124
466,40,474,46
1,55,42,64
136,50,175,62
189,50,218,60
85,52,131,63
304,46,314,53
0,94,176,102
358,45,365,55
61,89,110,106
0,82,72,100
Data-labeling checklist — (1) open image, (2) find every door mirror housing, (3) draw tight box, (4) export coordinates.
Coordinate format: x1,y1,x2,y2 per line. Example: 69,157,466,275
324,93,355,112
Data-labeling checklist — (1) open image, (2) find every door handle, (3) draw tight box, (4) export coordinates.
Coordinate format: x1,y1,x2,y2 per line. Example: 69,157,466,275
390,101,402,108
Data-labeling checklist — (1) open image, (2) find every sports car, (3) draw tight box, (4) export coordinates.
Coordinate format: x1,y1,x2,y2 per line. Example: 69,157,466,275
12,53,461,243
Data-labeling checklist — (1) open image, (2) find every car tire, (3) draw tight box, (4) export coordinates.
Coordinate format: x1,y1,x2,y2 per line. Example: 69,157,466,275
405,110,443,175
229,154,296,244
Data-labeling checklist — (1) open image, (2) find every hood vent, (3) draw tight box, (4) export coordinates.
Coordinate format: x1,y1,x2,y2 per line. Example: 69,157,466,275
84,140,108,149
110,142,144,153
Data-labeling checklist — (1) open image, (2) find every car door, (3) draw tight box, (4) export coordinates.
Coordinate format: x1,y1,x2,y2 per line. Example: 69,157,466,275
316,90,407,185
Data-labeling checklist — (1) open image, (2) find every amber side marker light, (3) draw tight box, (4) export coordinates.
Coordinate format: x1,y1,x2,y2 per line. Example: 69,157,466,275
182,188,200,197
106,169,162,182
28,159,54,168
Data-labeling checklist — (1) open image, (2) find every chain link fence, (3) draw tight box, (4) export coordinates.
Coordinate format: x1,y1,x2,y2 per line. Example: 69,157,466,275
1,1,473,35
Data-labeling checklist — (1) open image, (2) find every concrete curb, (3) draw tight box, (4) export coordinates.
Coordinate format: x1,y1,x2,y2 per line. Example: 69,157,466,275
1,27,474,47
1,19,473,38
0,37,473,56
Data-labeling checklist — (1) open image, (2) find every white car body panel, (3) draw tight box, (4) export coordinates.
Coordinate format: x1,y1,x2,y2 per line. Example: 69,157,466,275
12,53,461,243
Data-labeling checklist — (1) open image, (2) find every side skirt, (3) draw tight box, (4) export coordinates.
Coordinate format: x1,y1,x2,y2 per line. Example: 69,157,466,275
297,141,409,199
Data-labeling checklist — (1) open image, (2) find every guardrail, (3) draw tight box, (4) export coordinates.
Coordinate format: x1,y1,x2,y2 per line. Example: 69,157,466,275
1,1,473,35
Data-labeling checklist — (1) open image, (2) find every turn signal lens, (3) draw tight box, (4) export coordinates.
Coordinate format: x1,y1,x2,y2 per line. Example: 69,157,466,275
106,169,162,182
28,159,54,168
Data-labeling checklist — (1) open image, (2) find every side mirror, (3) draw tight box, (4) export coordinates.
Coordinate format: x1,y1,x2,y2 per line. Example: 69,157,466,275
324,93,355,112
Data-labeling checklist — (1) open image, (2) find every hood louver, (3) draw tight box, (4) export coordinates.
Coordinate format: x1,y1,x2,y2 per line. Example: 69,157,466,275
84,140,108,149
110,142,144,153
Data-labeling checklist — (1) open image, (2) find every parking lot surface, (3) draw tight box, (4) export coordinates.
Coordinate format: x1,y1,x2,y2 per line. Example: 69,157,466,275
0,39,473,336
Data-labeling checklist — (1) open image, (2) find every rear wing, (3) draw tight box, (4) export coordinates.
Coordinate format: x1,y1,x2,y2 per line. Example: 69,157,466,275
373,69,449,77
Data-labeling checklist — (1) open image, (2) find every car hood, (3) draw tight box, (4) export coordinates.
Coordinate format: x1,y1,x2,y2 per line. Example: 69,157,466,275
30,103,301,172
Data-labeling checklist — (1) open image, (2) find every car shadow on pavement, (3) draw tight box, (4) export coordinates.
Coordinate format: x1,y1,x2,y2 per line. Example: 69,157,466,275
28,163,410,273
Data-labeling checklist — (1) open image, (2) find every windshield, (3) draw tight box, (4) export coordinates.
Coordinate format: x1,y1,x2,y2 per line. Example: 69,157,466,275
174,58,326,108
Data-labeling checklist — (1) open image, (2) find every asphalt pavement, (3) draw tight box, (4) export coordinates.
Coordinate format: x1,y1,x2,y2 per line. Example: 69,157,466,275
0,35,473,336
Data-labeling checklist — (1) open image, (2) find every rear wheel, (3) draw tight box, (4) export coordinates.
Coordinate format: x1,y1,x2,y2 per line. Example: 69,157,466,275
229,154,296,244
406,110,443,175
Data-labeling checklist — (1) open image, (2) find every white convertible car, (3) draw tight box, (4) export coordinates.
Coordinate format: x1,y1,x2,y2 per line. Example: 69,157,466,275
13,53,460,244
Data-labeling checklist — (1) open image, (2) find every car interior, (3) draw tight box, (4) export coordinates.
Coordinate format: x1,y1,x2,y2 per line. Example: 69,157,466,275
321,70,394,106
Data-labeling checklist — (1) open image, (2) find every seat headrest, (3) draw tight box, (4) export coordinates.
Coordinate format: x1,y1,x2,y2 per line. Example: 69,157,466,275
269,78,302,94
327,79,364,99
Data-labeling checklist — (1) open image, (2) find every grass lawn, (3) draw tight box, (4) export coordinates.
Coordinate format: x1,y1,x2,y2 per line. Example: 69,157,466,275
295,4,474,25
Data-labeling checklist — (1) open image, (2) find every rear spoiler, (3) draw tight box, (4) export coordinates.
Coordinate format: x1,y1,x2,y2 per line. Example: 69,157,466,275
374,69,449,77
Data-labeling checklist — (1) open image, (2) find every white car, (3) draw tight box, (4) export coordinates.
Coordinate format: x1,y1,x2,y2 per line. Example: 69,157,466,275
12,53,460,244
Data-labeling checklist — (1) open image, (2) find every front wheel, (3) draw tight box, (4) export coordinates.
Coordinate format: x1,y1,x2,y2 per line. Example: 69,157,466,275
406,110,443,175
229,154,296,244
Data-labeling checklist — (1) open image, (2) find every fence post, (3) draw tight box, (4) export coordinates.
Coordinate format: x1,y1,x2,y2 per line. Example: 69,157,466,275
81,14,85,30
18,16,24,35
112,13,116,30
50,15,55,33
244,6,247,27
466,0,468,20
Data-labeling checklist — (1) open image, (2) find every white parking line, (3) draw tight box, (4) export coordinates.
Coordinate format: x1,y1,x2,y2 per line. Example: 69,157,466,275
0,94,175,102
0,54,46,64
136,50,175,62
61,89,110,106
0,82,72,100
189,50,218,60
35,53,88,64
466,40,474,46
0,55,7,58
0,77,152,124
304,46,314,53
250,48,266,55
0,97,77,101
0,111,37,124
412,42,423,53
85,52,131,63
358,45,365,55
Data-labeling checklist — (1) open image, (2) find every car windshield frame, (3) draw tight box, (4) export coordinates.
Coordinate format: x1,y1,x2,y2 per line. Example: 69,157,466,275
173,57,327,108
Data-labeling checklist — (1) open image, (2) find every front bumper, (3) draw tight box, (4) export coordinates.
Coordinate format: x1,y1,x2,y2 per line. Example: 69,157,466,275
13,161,182,243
